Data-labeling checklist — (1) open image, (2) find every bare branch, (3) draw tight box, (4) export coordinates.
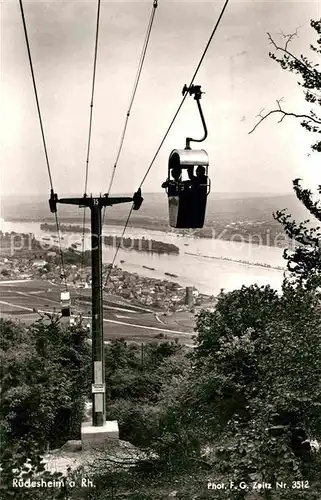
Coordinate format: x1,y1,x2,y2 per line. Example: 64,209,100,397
248,98,321,134
276,26,301,51
267,31,315,75
276,97,285,112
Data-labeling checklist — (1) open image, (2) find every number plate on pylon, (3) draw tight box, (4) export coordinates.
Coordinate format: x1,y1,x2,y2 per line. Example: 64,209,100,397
92,383,105,394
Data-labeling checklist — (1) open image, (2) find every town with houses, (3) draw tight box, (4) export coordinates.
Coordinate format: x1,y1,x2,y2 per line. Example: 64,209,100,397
0,230,215,313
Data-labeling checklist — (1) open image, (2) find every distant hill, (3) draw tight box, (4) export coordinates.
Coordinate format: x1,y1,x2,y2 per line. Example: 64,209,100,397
1,192,312,229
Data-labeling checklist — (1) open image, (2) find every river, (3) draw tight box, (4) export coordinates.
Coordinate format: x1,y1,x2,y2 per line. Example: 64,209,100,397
0,218,286,296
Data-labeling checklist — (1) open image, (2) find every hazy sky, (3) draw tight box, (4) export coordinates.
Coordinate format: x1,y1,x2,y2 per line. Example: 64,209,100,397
1,0,320,197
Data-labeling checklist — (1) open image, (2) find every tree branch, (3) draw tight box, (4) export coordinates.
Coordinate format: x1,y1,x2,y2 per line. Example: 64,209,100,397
276,27,301,52
267,31,315,75
248,98,321,134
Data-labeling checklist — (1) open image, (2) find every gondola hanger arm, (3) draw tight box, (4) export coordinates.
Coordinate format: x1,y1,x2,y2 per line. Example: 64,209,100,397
182,84,208,149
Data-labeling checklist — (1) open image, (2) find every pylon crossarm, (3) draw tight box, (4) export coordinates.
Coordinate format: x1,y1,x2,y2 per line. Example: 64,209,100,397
58,197,90,206
107,196,133,206
50,188,144,211
56,196,136,208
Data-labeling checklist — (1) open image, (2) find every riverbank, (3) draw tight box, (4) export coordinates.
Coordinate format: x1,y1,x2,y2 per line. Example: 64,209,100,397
1,228,285,273
6,216,292,249
0,221,285,296
185,251,285,271
0,232,215,312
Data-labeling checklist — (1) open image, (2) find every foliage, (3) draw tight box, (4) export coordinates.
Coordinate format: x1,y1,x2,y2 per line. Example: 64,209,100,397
90,285,321,499
73,281,321,499
0,317,91,499
268,20,321,153
189,285,321,496
250,20,321,153
0,319,26,351
104,339,183,403
249,19,321,290
57,249,91,266
103,339,196,460
260,30,321,494
106,399,160,447
274,180,321,290
104,340,190,448
194,284,280,367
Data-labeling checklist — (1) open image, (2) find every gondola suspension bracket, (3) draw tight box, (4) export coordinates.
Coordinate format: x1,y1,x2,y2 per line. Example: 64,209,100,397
182,84,207,150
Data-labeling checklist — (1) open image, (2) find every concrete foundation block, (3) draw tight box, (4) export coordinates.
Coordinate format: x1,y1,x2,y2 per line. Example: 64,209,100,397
81,421,119,451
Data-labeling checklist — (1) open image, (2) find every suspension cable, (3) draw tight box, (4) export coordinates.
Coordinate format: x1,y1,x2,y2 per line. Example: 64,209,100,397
102,0,159,227
84,0,101,196
54,214,68,291
139,0,230,187
19,0,68,291
104,208,133,287
105,0,158,197
81,0,101,267
103,0,230,288
19,0,53,190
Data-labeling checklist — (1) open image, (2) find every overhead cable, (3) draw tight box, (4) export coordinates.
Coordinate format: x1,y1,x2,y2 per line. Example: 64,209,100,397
102,0,159,227
140,0,230,187
19,0,68,290
83,0,101,196
105,0,159,198
104,0,230,288
81,0,102,266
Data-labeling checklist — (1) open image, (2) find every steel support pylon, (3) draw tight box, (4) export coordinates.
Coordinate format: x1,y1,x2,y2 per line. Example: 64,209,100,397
49,191,143,426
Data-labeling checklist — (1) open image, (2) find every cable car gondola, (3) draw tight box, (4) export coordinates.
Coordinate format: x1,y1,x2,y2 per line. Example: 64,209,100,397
61,291,71,317
162,84,211,229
